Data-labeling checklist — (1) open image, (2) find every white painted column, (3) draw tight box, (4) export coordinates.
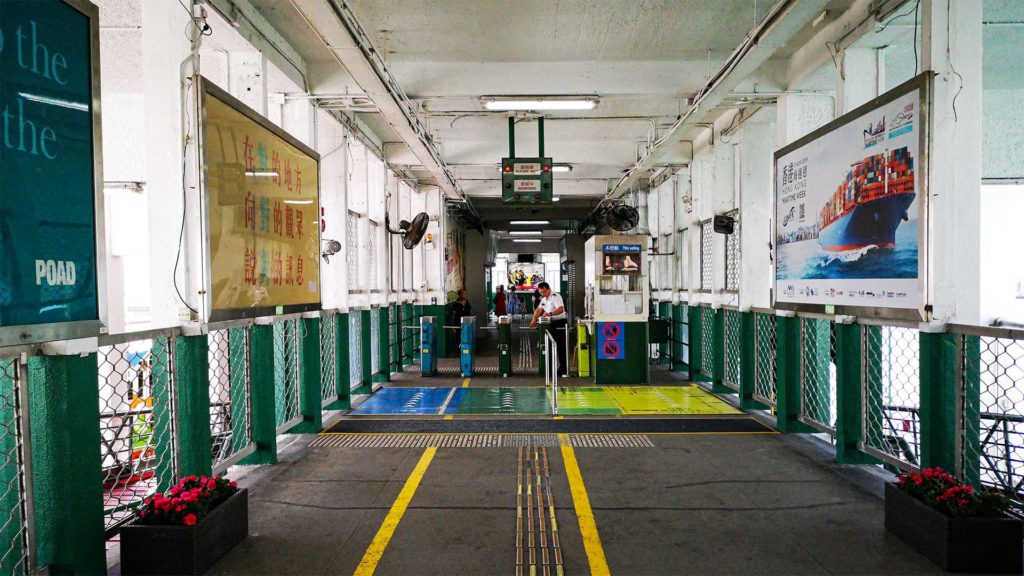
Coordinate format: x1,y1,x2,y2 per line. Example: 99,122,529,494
922,0,982,324
228,51,267,116
737,108,776,310
712,141,736,305
837,47,883,115
141,1,197,328
775,93,836,147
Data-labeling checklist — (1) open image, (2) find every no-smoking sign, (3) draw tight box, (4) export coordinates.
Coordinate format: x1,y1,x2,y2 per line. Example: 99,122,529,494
596,322,625,360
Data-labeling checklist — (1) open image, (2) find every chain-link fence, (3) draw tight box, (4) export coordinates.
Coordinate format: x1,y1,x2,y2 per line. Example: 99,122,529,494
699,220,713,292
97,333,177,534
752,311,777,409
799,317,837,435
272,320,302,432
0,358,32,575
370,307,381,376
724,214,740,293
957,326,1024,506
699,306,715,379
208,327,253,471
348,211,360,291
349,312,364,391
861,324,921,470
673,303,689,368
722,309,742,391
320,312,338,407
368,222,379,292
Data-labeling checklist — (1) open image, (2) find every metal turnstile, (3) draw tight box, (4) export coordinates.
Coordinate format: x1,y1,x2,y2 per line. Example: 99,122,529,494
420,316,438,376
498,316,512,377
459,316,476,377
576,322,591,377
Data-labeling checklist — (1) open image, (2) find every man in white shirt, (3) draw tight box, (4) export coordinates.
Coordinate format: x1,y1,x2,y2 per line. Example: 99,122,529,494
530,282,567,376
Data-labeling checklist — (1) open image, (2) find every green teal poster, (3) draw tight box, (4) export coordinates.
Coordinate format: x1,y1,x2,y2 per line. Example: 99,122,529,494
0,0,99,337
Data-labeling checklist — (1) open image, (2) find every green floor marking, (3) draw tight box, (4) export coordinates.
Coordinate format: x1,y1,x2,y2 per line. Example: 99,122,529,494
454,387,551,414
604,386,743,415
550,387,623,415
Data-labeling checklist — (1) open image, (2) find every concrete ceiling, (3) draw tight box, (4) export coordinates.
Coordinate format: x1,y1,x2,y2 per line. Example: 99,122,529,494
249,0,867,231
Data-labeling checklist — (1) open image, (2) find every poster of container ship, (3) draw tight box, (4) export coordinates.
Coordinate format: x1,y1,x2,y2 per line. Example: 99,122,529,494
818,147,915,251
773,77,925,313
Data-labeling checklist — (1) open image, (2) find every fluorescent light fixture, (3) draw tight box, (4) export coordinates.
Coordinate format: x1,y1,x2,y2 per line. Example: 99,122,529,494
513,239,542,243
509,231,542,236
483,97,598,111
283,200,313,205
246,171,280,177
509,220,550,225
551,197,561,202
18,92,89,112
552,164,572,173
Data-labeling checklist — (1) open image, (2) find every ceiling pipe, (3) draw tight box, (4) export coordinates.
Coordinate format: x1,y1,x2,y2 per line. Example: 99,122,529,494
286,0,481,226
588,0,833,222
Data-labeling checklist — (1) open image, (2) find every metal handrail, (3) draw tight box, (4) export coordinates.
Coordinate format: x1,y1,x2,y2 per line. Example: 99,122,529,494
544,331,559,416
949,323,1024,341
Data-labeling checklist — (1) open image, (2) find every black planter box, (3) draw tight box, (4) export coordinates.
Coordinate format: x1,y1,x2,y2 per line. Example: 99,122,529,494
120,488,248,576
885,482,1023,573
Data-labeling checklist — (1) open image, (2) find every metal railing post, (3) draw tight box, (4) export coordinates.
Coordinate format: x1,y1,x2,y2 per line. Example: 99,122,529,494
919,329,960,471
16,357,36,575
174,333,213,477
289,316,323,433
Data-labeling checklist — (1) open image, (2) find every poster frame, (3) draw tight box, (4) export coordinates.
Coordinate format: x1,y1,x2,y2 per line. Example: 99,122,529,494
0,0,107,348
198,77,322,323
771,72,932,322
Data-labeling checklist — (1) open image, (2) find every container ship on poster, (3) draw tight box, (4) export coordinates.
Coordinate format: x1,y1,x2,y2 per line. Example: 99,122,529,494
818,146,915,251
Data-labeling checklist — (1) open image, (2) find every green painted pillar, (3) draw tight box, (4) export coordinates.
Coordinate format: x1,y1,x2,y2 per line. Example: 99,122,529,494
289,317,323,433
361,309,373,386
325,313,351,410
710,308,730,393
376,307,391,383
174,334,212,478
28,352,105,575
240,324,277,465
834,322,875,464
739,311,767,410
775,315,815,433
961,334,981,487
688,305,702,382
919,330,959,471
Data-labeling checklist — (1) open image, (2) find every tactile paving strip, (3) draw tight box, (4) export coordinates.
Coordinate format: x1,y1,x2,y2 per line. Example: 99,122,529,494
309,433,655,448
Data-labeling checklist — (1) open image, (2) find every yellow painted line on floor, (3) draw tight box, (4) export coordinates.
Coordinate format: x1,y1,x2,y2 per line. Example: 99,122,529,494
443,415,454,420
462,377,471,387
353,447,437,576
559,434,610,576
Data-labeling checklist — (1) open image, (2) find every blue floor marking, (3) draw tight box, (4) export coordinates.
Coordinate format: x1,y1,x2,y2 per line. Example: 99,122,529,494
442,388,470,414
351,387,455,415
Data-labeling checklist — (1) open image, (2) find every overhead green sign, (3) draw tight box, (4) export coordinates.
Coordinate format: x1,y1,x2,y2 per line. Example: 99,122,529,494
0,0,101,345
501,157,553,205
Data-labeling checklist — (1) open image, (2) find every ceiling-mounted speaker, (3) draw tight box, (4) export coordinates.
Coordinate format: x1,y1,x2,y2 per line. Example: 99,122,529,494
714,214,735,235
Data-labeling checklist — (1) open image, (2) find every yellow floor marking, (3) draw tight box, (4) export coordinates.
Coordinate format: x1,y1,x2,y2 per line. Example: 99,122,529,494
559,434,610,576
353,447,437,576
553,415,564,420
462,377,471,387
443,415,454,420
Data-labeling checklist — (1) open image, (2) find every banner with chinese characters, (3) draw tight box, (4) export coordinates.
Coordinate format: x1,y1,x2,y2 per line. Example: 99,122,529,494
773,74,929,319
201,81,320,321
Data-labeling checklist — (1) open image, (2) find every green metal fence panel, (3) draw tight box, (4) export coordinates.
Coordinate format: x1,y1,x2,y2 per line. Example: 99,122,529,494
699,306,715,379
0,358,30,575
98,335,179,534
272,320,301,432
370,306,381,377
860,325,921,470
799,317,837,435
954,326,1024,506
320,313,338,407
208,327,253,471
722,308,742,392
671,303,688,372
753,312,777,409
348,312,363,391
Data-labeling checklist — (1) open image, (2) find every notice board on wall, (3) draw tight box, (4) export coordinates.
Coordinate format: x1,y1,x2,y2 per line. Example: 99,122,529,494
0,0,103,346
200,79,321,322
773,74,930,321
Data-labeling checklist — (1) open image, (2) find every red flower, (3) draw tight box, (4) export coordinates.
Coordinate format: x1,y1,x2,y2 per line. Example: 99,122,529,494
230,481,238,488
183,514,198,526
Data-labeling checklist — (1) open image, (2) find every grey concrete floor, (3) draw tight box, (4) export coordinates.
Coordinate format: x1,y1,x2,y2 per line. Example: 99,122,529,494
201,372,949,575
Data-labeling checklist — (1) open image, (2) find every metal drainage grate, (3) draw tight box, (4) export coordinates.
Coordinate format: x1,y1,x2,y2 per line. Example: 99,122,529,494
309,433,655,449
